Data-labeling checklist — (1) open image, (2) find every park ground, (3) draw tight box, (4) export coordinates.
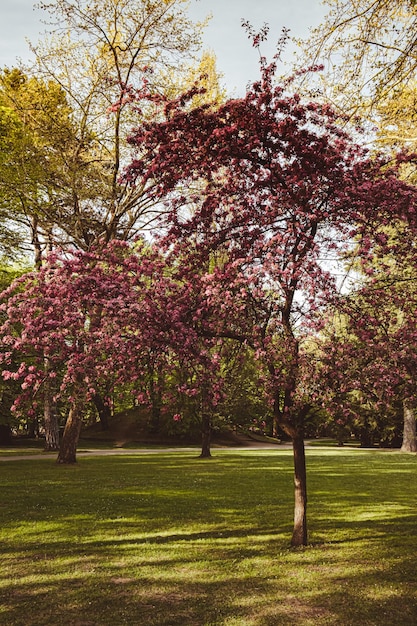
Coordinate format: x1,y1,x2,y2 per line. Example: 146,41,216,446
0,442,416,625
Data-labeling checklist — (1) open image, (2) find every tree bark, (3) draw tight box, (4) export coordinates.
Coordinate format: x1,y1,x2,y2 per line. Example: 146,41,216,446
199,380,212,458
56,404,82,464
31,215,43,269
148,365,163,433
274,401,309,546
92,394,110,431
44,391,60,451
200,410,212,458
0,423,12,445
291,433,308,546
271,413,279,439
27,416,39,438
401,398,417,453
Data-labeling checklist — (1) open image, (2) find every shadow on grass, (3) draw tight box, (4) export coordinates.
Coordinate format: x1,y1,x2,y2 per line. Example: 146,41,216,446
2,531,417,626
1,451,417,625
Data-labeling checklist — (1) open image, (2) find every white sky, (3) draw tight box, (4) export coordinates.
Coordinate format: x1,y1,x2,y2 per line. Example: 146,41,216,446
0,0,326,95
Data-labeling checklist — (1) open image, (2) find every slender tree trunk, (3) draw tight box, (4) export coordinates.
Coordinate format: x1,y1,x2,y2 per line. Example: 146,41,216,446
291,433,308,547
401,398,417,453
271,413,279,438
92,394,110,431
149,402,161,434
31,215,43,269
43,358,60,450
44,391,60,451
148,365,163,433
27,416,39,438
200,410,212,458
199,380,212,458
273,397,309,546
57,404,82,464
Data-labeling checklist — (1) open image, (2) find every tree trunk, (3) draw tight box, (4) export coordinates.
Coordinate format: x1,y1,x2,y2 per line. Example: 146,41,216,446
0,423,12,445
291,433,308,546
31,215,43,269
57,404,82,464
401,398,417,453
271,413,279,438
44,392,60,451
200,411,212,458
147,362,164,433
27,416,39,438
43,358,60,450
92,394,110,431
273,387,309,546
199,380,212,458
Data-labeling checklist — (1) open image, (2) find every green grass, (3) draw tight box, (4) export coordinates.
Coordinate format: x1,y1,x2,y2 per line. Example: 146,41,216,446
0,449,416,625
0,439,197,457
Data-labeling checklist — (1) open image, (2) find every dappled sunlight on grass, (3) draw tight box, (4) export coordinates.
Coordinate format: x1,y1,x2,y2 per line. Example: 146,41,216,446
1,450,417,624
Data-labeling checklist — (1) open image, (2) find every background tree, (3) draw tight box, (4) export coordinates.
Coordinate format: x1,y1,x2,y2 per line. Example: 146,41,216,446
0,102,27,259
182,49,226,109
318,239,417,453
23,0,209,255
376,81,417,153
0,264,30,445
298,0,417,122
0,241,225,461
0,243,165,461
0,67,98,266
0,67,106,446
0,0,220,444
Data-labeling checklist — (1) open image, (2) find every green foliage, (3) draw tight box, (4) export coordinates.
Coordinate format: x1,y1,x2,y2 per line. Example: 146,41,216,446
0,68,92,261
216,345,271,433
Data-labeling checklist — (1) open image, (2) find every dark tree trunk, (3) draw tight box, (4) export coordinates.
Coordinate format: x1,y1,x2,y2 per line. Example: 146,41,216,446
199,381,212,458
401,398,417,453
44,392,60,451
291,433,308,546
200,411,212,458
271,413,279,438
27,416,39,438
359,419,373,448
148,369,162,434
92,394,110,431
149,403,161,433
0,423,12,445
57,404,82,464
359,434,373,447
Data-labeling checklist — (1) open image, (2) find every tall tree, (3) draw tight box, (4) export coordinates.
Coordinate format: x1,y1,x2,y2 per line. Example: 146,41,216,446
0,264,30,445
0,67,103,446
24,0,208,254
124,47,417,545
0,102,27,259
298,0,417,119
0,68,96,266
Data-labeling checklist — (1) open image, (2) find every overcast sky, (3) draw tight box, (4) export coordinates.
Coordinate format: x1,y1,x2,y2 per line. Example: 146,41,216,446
0,0,326,94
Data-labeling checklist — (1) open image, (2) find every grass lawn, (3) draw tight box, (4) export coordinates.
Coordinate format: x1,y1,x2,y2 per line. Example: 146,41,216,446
0,448,416,625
